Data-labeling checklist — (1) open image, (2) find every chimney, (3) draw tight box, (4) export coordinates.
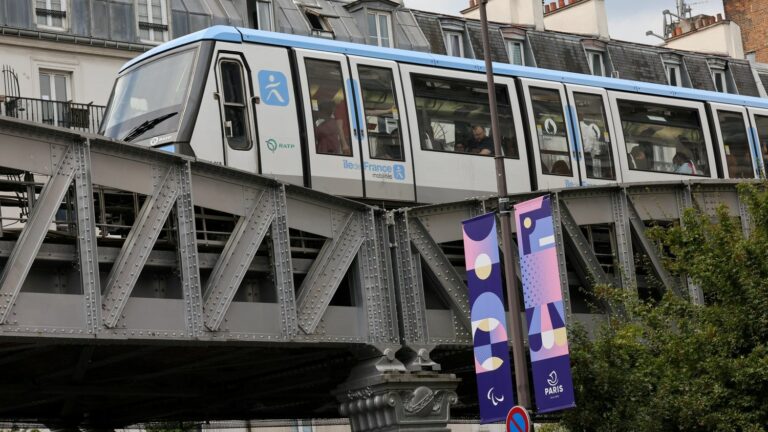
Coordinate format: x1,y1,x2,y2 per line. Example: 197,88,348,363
543,0,610,39
462,0,545,30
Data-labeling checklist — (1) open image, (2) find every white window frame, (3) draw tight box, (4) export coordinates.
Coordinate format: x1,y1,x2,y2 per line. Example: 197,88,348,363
506,40,524,66
665,63,682,87
35,0,68,31
712,70,727,93
136,0,169,44
255,0,274,31
587,50,605,77
444,31,464,58
367,11,393,48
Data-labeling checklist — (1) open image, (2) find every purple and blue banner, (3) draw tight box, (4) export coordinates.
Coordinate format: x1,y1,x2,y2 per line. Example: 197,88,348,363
462,213,515,423
514,196,576,414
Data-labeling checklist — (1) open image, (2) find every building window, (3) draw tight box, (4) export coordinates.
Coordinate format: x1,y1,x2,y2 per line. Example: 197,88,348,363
587,51,605,77
35,0,67,30
666,63,682,87
39,69,72,128
444,31,464,57
506,40,524,66
304,8,333,38
367,11,393,48
712,70,727,92
137,0,169,43
252,0,273,31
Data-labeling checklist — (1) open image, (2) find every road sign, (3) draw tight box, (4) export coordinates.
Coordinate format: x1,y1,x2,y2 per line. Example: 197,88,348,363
506,406,531,432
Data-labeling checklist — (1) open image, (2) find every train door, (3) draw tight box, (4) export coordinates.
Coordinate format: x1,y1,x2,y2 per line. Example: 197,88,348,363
295,49,363,197
348,56,415,201
747,107,768,178
400,64,531,204
520,79,581,189
214,53,259,173
565,85,623,185
709,103,759,179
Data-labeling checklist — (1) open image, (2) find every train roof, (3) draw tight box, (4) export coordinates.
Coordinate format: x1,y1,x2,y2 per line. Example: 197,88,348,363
123,25,768,110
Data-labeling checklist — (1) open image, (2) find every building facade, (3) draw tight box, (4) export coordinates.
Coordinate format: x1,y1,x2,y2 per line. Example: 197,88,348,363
724,0,768,63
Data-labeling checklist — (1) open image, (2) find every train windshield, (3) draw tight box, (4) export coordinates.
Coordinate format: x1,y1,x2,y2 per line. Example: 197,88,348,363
102,49,197,142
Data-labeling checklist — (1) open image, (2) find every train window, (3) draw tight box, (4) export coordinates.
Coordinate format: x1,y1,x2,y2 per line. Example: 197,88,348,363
358,65,403,161
412,74,518,159
573,93,615,180
756,115,768,176
618,100,710,177
718,111,754,178
305,59,352,156
219,60,250,151
529,87,571,176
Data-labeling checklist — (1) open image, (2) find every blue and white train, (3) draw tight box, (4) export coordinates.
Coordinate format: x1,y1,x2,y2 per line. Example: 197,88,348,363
100,26,768,204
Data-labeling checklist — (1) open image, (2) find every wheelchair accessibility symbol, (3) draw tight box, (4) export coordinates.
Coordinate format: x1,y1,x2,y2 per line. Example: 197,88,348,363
258,70,289,107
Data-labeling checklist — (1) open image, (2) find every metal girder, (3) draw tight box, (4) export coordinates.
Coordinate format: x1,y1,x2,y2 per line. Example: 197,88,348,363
357,209,398,344
557,198,612,287
392,211,428,344
74,140,101,334
737,192,752,238
408,217,471,333
550,196,573,320
203,189,275,331
296,211,366,334
269,185,298,339
0,143,78,324
175,161,203,336
610,190,637,290
675,185,704,305
101,166,181,329
626,194,681,297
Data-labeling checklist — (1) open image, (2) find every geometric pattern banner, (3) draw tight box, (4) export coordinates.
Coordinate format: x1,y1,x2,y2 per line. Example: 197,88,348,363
514,196,576,414
462,213,516,423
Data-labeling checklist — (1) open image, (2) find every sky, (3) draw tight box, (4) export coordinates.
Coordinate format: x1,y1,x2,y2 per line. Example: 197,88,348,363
402,0,725,45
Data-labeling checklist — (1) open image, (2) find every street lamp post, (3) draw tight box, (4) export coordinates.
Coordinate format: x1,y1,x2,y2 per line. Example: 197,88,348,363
477,0,532,410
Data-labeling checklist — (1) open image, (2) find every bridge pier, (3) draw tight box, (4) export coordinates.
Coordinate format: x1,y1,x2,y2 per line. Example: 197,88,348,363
336,353,459,432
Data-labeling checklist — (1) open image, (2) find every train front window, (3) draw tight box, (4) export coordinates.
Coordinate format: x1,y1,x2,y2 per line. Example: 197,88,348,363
530,87,571,176
358,65,403,161
755,115,768,176
618,99,710,177
102,49,197,142
718,111,753,178
573,92,615,180
412,74,518,158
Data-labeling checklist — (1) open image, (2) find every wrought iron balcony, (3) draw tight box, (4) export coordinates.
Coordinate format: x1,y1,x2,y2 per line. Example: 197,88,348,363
0,96,105,134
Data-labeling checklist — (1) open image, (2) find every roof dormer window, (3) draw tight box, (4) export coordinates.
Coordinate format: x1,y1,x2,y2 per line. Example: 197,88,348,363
303,8,334,38
444,31,464,57
35,0,67,31
368,11,393,48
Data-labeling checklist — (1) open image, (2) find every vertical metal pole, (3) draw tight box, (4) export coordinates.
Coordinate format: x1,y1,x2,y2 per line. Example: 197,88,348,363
479,0,532,409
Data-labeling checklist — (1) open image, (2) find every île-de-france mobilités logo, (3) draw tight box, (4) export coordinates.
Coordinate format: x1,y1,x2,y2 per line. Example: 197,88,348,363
258,71,289,107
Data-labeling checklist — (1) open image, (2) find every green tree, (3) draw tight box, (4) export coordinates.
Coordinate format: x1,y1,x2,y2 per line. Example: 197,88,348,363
560,184,768,432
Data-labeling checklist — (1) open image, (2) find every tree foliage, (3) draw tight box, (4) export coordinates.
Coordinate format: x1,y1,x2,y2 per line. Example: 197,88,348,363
560,184,768,432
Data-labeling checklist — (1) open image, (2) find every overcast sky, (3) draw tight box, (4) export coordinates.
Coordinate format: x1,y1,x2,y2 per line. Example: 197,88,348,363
402,0,725,44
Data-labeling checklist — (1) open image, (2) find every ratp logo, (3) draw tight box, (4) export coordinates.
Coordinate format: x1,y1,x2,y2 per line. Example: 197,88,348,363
258,71,289,107
266,139,278,153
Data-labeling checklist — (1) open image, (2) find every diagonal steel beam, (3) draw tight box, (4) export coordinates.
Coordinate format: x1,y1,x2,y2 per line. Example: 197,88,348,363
558,199,613,287
0,143,78,324
626,193,682,297
101,166,180,328
202,189,275,331
296,212,366,334
408,217,471,332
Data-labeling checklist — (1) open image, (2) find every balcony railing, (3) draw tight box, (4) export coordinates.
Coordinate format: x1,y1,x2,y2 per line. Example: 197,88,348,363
0,96,105,134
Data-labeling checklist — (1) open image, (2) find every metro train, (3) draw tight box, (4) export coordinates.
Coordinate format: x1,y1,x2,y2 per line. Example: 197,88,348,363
100,26,768,204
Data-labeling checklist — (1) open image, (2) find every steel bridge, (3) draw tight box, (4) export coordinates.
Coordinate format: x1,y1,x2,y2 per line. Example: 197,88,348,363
0,117,752,430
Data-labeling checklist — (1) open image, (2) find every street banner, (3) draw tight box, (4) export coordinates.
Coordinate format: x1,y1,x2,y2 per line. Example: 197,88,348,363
462,213,516,423
514,196,576,413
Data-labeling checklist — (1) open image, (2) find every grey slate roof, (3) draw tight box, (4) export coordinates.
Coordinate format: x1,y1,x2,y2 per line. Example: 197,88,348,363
413,12,447,55
730,61,761,97
760,74,768,95
527,32,591,75
607,43,667,84
466,22,509,63
683,56,717,92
